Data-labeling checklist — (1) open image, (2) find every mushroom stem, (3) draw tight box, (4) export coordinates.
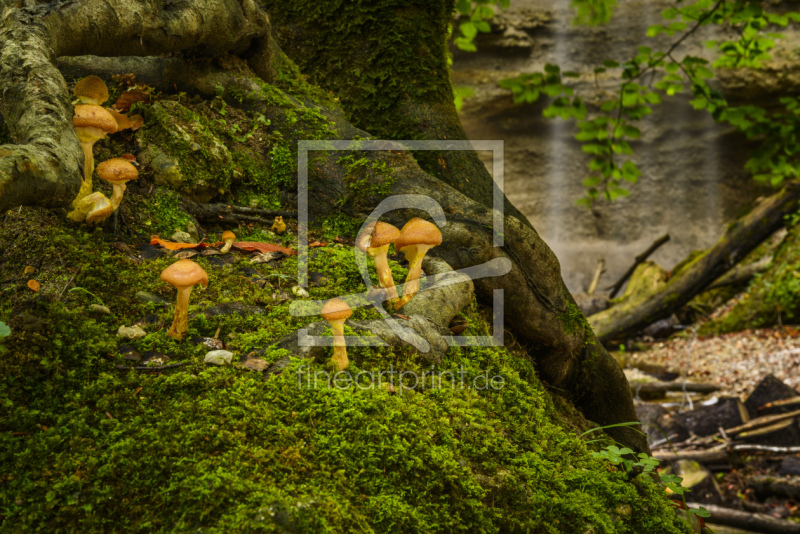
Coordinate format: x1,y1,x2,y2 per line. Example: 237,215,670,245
371,245,399,302
394,245,433,309
328,319,348,371
168,285,193,340
220,239,234,254
109,183,127,211
72,141,96,206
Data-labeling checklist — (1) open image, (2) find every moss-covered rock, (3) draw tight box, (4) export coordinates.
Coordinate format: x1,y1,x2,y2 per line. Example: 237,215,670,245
137,100,234,202
702,223,800,334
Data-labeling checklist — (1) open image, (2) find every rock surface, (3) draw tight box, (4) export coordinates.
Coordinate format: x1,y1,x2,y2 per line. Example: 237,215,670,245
204,350,234,366
452,0,787,291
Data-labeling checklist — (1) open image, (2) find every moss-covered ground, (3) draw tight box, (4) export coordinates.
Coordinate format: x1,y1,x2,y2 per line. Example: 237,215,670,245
0,65,692,532
0,202,692,533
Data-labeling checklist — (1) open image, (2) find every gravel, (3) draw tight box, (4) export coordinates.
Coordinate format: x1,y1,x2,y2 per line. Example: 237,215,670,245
628,326,800,399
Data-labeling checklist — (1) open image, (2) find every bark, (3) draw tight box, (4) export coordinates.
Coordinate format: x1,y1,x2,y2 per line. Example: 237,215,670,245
0,0,273,213
589,182,800,343
0,1,647,453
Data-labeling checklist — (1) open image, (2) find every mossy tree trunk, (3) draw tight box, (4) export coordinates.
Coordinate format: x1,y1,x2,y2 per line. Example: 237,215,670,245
0,0,646,452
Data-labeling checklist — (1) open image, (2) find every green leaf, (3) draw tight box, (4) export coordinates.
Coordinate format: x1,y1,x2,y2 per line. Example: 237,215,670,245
661,7,679,19
602,59,619,68
544,63,561,74
0,321,9,338
460,21,478,38
455,0,471,15
455,37,477,52
475,21,491,33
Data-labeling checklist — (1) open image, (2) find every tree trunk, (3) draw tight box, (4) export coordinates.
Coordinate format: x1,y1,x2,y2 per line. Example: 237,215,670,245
0,0,647,453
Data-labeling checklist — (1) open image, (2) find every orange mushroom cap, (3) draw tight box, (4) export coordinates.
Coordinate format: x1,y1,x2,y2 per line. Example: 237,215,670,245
321,298,352,322
160,259,209,289
97,158,139,185
394,218,442,252
73,105,118,135
73,75,109,105
357,221,400,252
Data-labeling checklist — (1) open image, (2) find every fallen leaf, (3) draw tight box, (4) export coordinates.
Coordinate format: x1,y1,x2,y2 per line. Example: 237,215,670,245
114,89,152,112
150,235,206,250
309,241,328,248
233,241,296,255
27,279,40,292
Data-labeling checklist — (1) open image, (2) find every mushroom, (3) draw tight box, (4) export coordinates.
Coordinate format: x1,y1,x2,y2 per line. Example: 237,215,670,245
321,298,352,371
160,259,209,340
107,108,145,132
78,157,140,224
73,75,109,106
69,191,110,224
393,217,442,309
271,216,286,235
220,231,235,254
67,104,119,218
357,221,401,305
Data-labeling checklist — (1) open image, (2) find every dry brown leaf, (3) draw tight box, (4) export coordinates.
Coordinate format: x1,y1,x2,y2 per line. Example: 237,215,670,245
27,279,40,292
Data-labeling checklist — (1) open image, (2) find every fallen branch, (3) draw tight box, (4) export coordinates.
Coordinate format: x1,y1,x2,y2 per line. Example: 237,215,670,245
184,201,298,224
707,255,772,290
591,183,800,342
654,444,800,462
686,502,800,534
607,234,670,298
115,363,185,372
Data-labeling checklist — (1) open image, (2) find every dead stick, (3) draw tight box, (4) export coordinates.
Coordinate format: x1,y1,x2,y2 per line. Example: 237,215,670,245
607,234,670,298
587,258,605,295
115,363,186,371
686,502,800,534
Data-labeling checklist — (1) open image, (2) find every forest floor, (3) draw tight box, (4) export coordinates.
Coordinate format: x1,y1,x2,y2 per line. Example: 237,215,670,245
628,325,800,399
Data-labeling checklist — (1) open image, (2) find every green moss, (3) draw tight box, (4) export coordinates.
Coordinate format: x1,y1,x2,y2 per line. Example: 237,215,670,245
0,206,690,533
138,187,192,237
702,223,800,334
264,0,455,140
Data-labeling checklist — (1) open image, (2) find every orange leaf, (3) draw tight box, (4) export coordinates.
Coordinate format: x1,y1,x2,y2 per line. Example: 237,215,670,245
150,235,205,250
114,90,152,112
309,241,328,248
232,241,296,255
27,279,40,292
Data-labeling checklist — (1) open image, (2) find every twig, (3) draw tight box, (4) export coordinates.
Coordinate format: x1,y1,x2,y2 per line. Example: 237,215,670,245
58,266,82,299
115,362,186,371
587,258,605,295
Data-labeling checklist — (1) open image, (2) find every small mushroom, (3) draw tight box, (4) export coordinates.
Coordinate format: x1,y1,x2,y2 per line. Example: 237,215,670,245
67,104,119,218
220,231,235,254
321,298,352,371
271,216,286,235
393,218,442,309
357,221,401,305
160,259,209,340
73,75,109,106
83,157,139,223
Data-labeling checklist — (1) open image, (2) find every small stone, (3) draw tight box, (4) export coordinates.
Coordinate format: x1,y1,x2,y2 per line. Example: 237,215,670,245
90,304,111,315
240,356,268,372
204,350,233,366
186,222,200,243
136,291,170,306
117,325,147,340
118,344,142,361
291,285,309,298
171,231,194,244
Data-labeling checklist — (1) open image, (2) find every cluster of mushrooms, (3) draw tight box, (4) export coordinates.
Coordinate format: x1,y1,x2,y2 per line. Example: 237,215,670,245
154,218,441,369
321,217,442,371
67,76,144,224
